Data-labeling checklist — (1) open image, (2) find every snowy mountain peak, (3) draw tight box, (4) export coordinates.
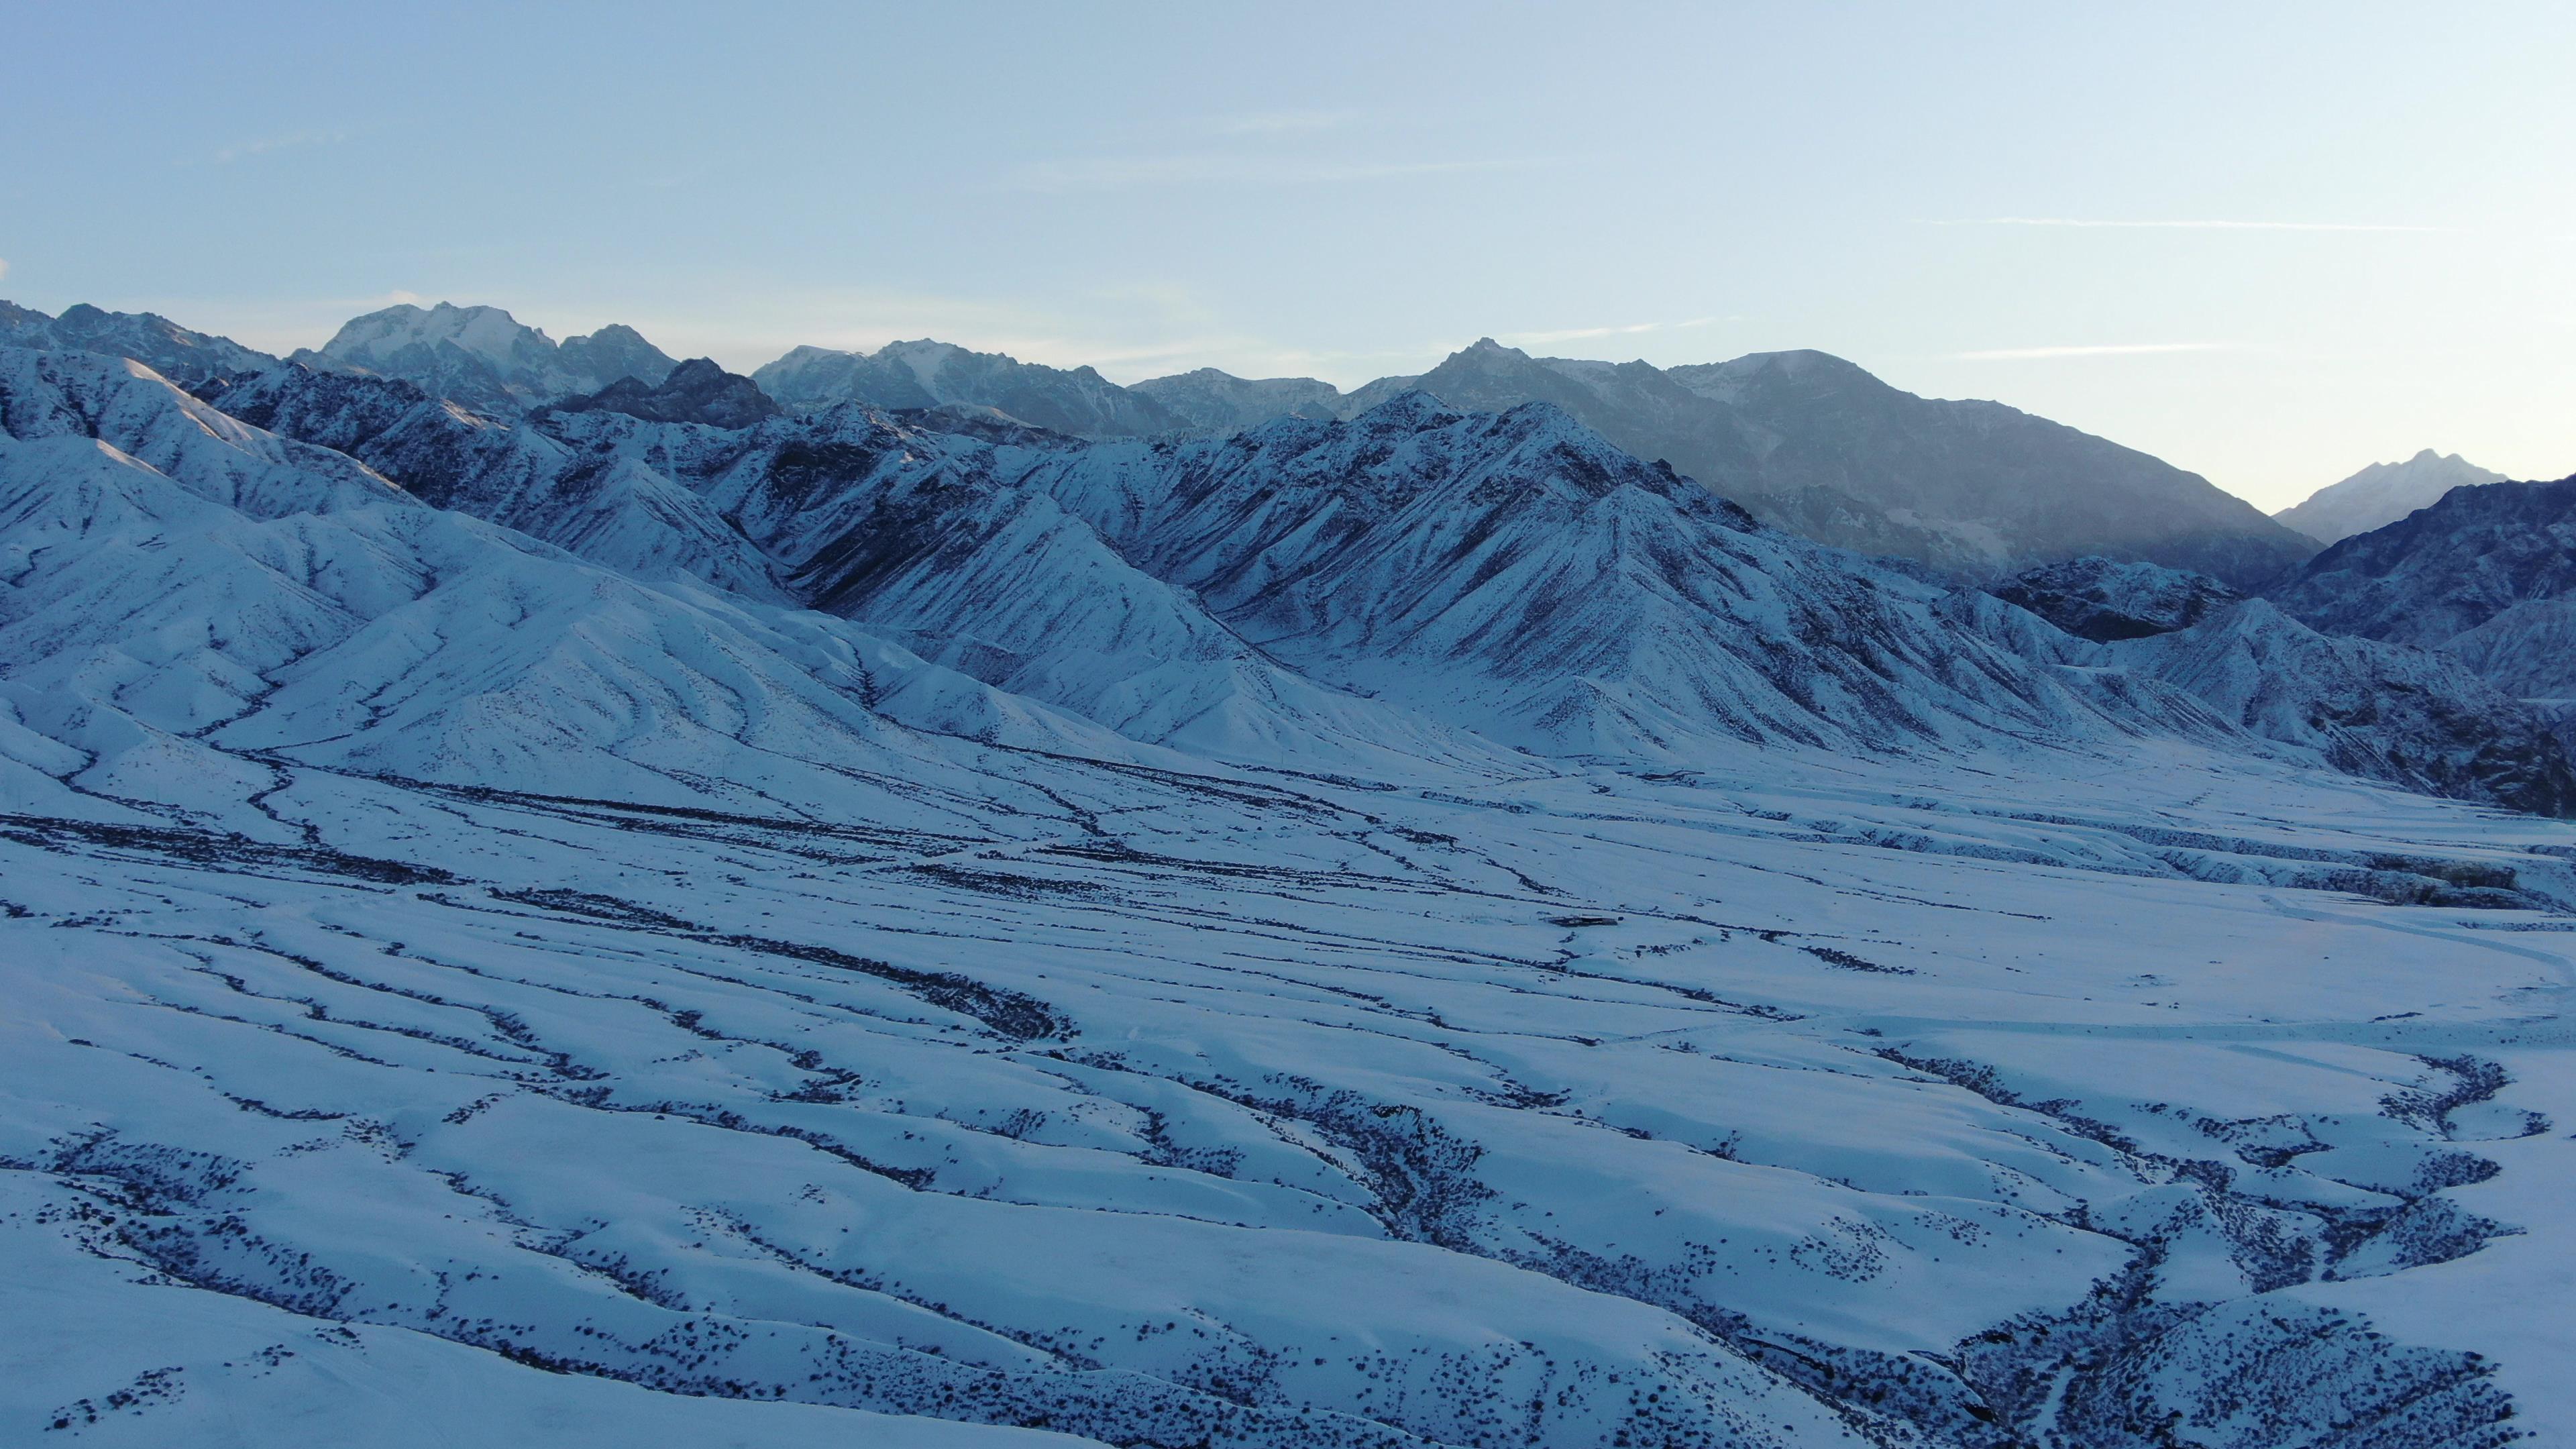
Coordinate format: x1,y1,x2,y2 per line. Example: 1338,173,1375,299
2273,448,2510,545
294,302,679,415
317,301,557,368
0,297,280,386
1128,367,1344,433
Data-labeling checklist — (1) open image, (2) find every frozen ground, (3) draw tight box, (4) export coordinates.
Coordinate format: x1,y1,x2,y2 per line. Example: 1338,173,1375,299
3,739,2564,1446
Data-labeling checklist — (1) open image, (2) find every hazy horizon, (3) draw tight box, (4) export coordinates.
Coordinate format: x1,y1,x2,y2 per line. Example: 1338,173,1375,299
7,1,2570,510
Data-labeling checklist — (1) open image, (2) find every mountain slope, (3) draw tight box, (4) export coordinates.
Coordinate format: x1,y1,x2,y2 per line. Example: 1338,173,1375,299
539,402,1531,776
1981,555,2576,814
0,298,280,385
291,302,680,414
0,347,1138,815
1018,395,2219,760
2266,475,2576,701
2275,449,2508,545
1991,555,2243,642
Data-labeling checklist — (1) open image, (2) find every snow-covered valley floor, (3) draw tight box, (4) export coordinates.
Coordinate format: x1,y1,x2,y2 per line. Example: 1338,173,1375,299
4,739,2565,1447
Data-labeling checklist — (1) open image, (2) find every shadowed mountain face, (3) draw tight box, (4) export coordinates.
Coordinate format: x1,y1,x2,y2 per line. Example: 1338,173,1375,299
1992,556,2243,643
553,357,782,429
2274,449,2509,545
1385,341,2318,588
2267,475,2576,702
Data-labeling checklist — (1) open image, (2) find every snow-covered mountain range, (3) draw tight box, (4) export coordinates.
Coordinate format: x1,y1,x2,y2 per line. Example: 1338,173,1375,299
743,332,2319,589
28,293,2309,586
2275,449,2509,545
5,329,2573,1448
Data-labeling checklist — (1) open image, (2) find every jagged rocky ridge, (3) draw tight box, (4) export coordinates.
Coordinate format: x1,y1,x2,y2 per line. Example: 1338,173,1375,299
1,341,2567,1446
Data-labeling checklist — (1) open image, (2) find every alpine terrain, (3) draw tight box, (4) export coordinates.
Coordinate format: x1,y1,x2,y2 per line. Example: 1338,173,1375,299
0,317,2568,1449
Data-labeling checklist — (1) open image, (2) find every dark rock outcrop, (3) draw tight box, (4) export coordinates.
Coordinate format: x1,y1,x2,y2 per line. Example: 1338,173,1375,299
553,357,781,429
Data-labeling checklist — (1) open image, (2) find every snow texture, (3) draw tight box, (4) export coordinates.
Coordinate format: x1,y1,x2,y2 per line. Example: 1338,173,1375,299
1,341,2567,1449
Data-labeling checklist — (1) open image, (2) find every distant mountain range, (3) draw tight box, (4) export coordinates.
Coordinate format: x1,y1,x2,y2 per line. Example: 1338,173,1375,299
42,295,2576,606
0,299,278,384
2273,449,2508,545
755,333,2320,588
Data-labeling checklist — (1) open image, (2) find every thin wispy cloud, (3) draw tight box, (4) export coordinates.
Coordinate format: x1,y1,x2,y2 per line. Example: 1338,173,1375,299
1505,316,1727,347
209,129,347,165
1954,342,2239,361
1929,217,2443,233
1216,109,1362,136
0,257,9,282
1002,154,1546,193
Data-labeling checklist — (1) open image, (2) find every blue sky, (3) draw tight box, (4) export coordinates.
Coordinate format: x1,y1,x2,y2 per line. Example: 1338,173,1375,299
4,1,2569,508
